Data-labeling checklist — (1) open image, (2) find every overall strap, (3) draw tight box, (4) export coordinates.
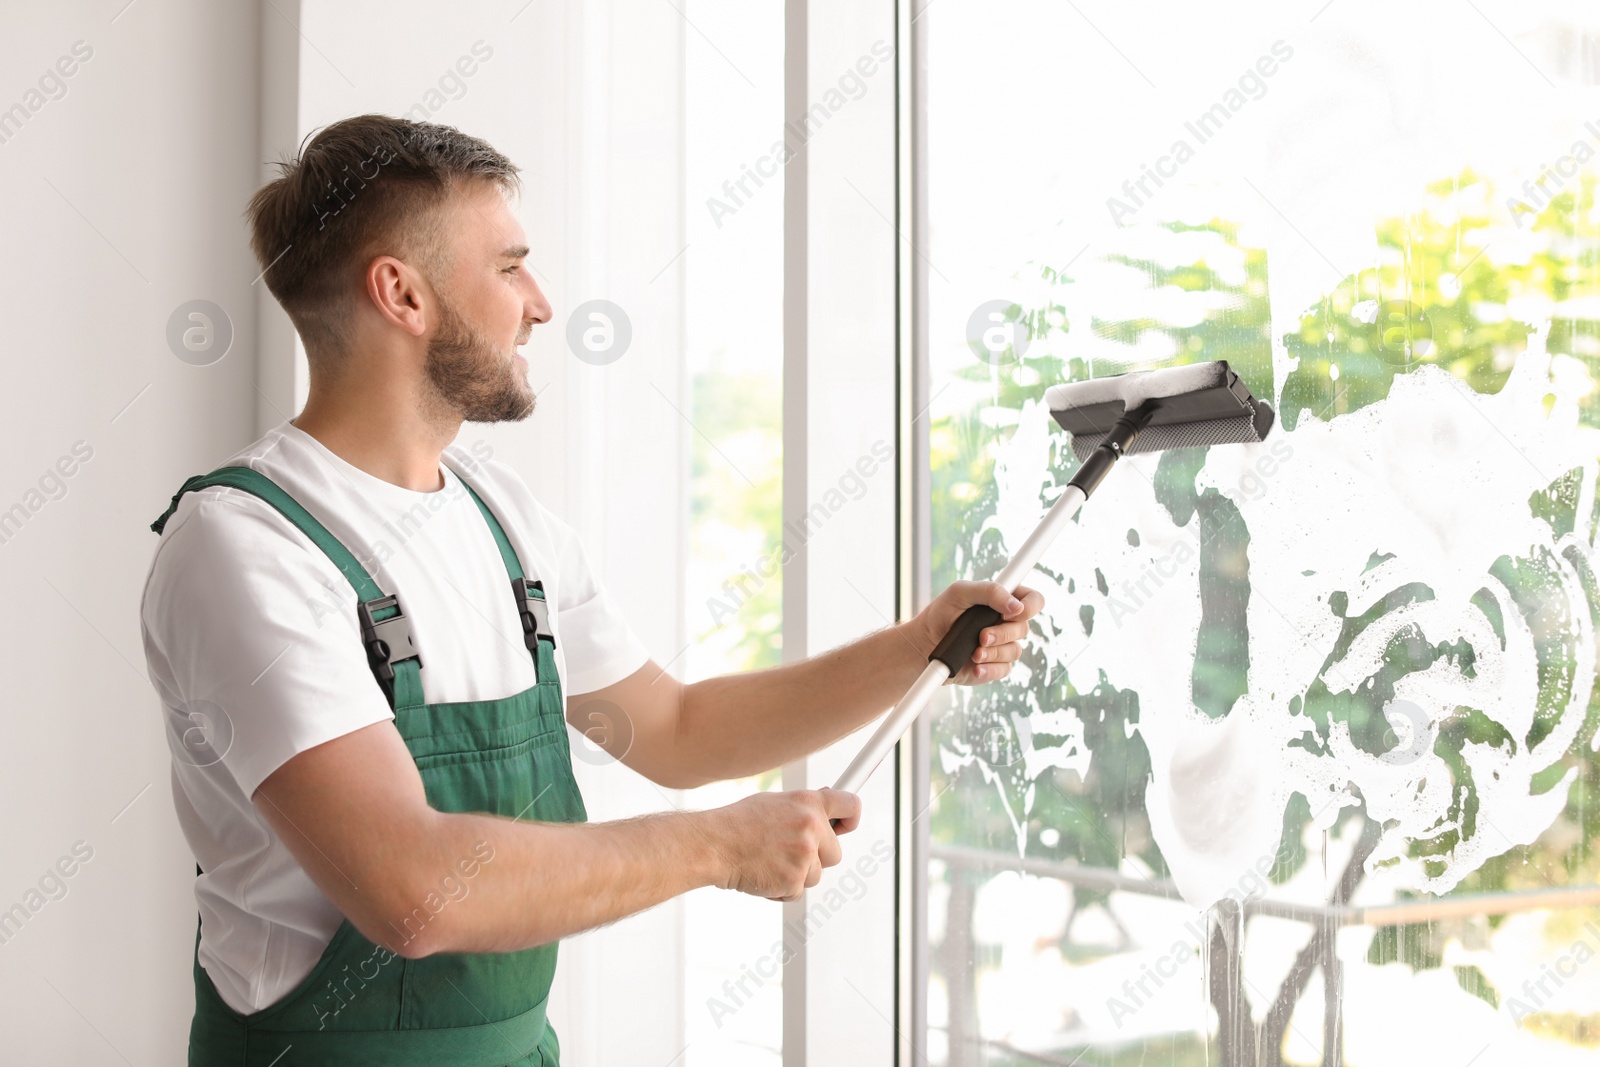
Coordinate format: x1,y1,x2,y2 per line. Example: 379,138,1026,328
456,477,557,673
150,467,426,711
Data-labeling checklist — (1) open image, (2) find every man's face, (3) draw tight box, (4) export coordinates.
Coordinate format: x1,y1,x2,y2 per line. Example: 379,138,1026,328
421,182,552,423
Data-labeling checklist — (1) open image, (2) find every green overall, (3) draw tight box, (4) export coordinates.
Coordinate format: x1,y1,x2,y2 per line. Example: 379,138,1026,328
152,466,586,1067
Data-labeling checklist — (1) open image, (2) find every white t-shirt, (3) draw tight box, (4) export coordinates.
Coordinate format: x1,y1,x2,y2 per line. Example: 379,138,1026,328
139,423,649,1015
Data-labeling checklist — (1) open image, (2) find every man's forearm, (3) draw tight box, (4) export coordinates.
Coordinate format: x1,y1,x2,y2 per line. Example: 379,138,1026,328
575,581,1037,789
253,721,858,961
667,620,933,786
386,807,725,957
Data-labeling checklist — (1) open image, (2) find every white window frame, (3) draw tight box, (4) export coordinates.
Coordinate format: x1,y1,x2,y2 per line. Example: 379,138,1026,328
779,0,924,1063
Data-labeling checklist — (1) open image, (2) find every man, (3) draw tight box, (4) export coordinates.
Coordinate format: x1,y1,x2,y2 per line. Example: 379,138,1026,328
141,114,1042,1066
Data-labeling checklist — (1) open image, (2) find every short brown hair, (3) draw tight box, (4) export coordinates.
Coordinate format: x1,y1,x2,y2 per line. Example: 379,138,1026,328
246,114,519,360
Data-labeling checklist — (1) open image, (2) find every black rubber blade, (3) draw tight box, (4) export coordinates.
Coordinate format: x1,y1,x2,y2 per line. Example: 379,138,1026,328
1044,360,1275,461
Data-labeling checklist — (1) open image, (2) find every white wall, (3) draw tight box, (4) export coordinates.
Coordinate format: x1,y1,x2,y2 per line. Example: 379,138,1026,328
0,1,265,1062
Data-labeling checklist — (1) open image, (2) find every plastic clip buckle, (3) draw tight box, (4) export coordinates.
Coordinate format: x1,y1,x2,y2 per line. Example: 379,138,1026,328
357,594,421,695
513,578,555,656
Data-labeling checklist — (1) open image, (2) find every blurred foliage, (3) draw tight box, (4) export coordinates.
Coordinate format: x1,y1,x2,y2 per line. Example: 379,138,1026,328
1452,964,1500,1010
1520,1011,1600,1048
690,367,783,674
1279,172,1600,430
928,171,1600,1032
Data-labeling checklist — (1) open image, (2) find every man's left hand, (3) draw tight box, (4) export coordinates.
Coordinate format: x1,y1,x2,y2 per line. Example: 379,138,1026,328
907,581,1045,685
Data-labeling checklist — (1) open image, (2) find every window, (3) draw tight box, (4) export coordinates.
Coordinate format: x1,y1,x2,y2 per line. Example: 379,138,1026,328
917,2,1600,1063
680,2,787,1062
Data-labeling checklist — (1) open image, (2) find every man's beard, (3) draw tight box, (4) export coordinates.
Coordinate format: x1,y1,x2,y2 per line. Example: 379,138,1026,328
424,302,536,423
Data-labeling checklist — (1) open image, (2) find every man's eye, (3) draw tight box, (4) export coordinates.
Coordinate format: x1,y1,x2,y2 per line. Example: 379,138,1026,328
503,264,521,274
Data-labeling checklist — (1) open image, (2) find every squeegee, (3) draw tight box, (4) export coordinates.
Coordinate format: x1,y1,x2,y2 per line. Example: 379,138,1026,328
832,360,1275,796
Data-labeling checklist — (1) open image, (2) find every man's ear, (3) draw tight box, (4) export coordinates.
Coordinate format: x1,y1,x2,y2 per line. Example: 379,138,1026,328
364,255,431,338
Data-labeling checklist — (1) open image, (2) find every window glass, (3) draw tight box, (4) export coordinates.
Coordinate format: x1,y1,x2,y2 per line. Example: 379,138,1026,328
924,2,1600,1063
681,2,785,1062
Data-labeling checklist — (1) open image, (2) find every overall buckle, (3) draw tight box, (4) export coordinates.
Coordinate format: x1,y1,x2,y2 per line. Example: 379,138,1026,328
357,594,421,694
514,578,556,654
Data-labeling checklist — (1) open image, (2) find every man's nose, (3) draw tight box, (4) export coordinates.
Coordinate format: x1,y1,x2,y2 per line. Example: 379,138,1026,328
525,276,553,326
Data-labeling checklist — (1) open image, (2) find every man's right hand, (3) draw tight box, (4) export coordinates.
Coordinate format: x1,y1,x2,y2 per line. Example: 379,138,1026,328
708,788,861,902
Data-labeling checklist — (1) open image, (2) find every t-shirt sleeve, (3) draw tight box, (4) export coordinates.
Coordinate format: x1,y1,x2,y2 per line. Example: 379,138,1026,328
544,513,651,696
140,491,395,799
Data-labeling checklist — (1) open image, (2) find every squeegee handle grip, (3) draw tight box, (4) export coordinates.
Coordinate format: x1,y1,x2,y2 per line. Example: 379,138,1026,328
929,604,1005,674
828,482,1093,804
